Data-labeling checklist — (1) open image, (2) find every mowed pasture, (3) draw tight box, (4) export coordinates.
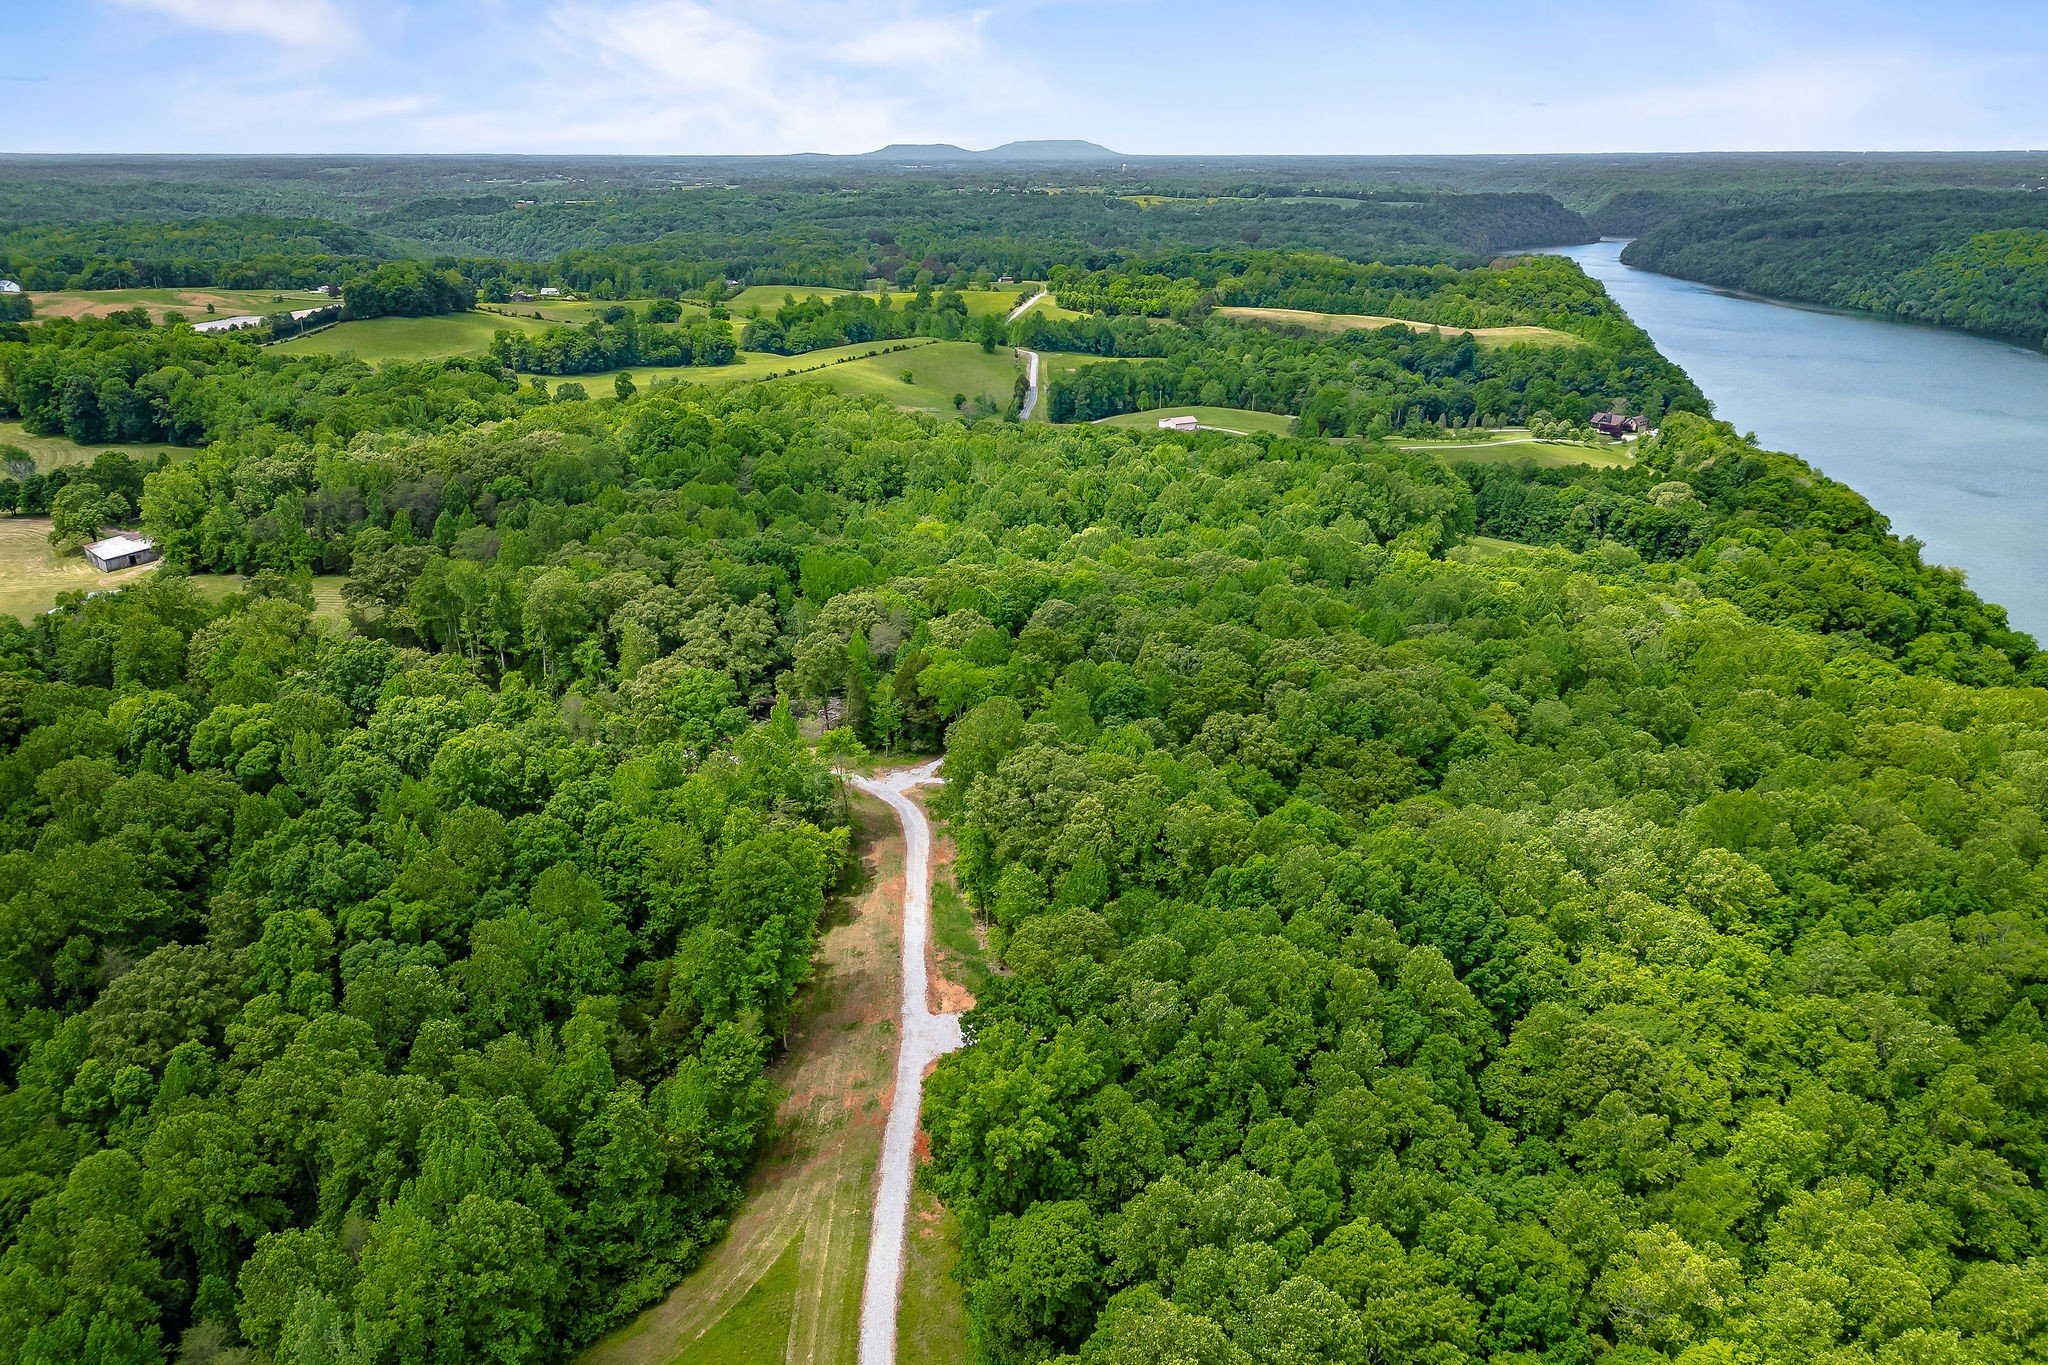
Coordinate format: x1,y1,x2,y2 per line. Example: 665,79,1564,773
1,419,176,473
809,341,1021,415
274,310,554,363
1216,304,1585,348
0,518,155,621
528,340,1019,416
26,286,335,324
522,338,932,395
1093,405,1298,436
1399,431,1634,469
720,283,1039,320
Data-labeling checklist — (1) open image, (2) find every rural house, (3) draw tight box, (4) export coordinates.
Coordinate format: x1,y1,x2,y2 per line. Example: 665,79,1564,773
81,533,160,572
538,286,561,297
1157,414,1202,432
0,279,21,293
1591,411,1652,437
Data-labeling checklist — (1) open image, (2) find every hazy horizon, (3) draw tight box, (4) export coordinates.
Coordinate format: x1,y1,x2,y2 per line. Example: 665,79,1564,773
6,0,2046,156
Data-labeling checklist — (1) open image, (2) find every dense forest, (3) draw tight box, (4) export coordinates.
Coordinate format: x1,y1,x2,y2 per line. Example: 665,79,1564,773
8,168,2048,1364
1622,190,2048,347
1,188,1595,303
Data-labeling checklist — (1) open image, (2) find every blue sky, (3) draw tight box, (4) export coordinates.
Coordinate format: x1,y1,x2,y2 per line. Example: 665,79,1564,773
5,0,2046,154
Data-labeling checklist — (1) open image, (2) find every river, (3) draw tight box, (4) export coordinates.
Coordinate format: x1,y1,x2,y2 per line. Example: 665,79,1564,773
1553,241,2048,639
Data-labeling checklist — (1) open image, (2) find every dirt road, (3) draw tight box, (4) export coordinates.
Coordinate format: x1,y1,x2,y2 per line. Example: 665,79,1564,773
845,761,960,1365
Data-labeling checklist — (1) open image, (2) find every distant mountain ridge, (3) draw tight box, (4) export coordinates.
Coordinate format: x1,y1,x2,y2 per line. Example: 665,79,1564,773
853,140,1121,162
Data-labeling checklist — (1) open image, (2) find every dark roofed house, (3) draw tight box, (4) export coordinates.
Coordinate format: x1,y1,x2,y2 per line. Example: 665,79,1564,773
1592,411,1655,438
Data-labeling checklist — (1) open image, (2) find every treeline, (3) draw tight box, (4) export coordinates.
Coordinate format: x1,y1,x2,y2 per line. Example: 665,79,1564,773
1622,189,2048,346
1052,248,1647,342
0,312,534,450
378,187,1594,288
488,309,736,375
1031,311,1702,435
739,284,1005,355
0,214,390,292
341,260,474,320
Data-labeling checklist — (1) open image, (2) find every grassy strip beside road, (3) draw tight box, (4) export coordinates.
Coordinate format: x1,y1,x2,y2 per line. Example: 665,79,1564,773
896,1187,970,1365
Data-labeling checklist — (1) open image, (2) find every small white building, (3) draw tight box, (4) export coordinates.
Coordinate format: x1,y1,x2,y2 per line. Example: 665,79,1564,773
1157,414,1201,432
538,287,562,297
82,533,160,572
0,279,21,294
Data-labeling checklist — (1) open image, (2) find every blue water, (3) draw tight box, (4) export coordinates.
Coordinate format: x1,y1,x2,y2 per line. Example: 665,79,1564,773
1555,241,2048,639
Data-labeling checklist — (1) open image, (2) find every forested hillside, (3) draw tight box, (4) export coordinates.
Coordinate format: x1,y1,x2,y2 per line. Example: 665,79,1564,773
0,186,1593,302
1621,190,2048,347
6,207,2048,1365
1032,252,1706,435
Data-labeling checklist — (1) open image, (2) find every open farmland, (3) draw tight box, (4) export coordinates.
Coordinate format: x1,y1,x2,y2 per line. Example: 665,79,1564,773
523,338,933,395
804,340,1021,414
0,518,156,620
1399,429,1635,468
1216,304,1585,347
1092,404,1297,436
25,286,335,324
1,419,175,473
525,339,1016,416
273,310,553,363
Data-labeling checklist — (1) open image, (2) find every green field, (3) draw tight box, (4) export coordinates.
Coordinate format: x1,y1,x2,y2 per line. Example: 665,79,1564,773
1399,432,1634,468
807,341,1022,415
27,285,334,324
524,338,934,396
1093,405,1298,436
1216,305,1585,348
0,420,175,473
668,1234,803,1365
274,311,552,363
0,518,156,620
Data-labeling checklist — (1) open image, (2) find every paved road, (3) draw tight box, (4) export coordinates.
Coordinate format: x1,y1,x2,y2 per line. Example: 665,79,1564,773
848,760,960,1365
1006,289,1048,322
1017,349,1042,421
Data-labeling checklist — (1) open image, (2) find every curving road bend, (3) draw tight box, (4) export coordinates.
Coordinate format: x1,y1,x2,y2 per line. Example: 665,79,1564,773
848,760,961,1365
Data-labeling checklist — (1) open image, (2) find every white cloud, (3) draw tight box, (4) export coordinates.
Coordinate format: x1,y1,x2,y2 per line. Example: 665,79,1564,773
536,0,1035,153
106,0,357,47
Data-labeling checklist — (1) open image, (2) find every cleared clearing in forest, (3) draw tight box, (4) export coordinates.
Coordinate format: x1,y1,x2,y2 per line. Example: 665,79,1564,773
1216,304,1584,347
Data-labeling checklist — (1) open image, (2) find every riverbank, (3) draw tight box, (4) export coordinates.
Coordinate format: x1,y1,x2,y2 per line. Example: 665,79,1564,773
1560,240,2048,638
